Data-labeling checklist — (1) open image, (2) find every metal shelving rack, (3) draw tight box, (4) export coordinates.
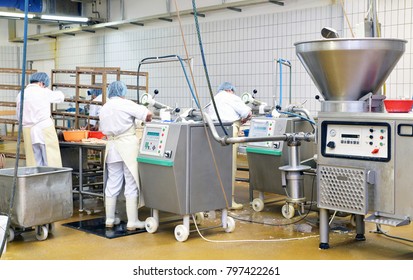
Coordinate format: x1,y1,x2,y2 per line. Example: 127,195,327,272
51,67,149,130
0,68,37,144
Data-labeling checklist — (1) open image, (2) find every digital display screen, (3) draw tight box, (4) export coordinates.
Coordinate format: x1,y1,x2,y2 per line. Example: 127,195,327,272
341,134,359,139
147,131,160,136
250,123,269,137
255,126,267,131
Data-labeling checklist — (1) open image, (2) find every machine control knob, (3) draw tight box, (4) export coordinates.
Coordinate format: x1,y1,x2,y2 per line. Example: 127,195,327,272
326,141,336,149
369,135,374,139
164,150,173,158
370,128,374,133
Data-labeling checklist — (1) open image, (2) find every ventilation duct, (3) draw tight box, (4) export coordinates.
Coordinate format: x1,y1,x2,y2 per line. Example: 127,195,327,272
0,0,44,13
0,0,82,16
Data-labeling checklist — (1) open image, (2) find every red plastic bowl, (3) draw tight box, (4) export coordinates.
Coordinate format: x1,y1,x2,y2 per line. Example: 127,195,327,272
384,100,413,113
88,131,105,139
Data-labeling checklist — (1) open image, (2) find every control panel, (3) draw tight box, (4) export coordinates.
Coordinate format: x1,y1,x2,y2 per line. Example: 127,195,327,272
139,123,169,157
248,118,282,149
321,121,391,162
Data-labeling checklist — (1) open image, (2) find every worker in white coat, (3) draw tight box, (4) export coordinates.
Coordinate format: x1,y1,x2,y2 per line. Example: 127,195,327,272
88,88,103,131
205,82,252,210
99,81,153,230
16,72,65,167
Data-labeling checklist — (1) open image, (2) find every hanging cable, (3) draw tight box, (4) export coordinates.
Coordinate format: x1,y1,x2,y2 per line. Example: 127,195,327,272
0,0,29,257
191,0,228,136
173,0,230,208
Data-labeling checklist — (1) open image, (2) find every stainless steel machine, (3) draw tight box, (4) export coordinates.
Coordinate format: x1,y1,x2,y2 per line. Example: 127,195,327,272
245,116,316,218
295,38,409,249
137,121,235,242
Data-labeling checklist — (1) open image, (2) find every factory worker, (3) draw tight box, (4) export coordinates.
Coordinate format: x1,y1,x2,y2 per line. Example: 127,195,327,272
99,81,153,230
205,82,252,210
16,72,65,167
88,88,103,131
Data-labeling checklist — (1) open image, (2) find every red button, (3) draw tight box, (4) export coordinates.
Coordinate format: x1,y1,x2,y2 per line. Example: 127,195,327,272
380,136,384,139
371,148,379,154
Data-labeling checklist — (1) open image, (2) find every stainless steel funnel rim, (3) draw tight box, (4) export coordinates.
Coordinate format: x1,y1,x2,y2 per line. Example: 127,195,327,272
294,38,408,46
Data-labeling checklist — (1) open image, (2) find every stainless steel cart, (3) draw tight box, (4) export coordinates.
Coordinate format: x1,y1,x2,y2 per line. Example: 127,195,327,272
0,166,73,241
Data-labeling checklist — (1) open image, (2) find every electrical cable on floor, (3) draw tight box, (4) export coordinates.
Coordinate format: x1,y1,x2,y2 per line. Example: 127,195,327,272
191,214,319,243
0,0,30,257
374,224,413,243
229,173,316,228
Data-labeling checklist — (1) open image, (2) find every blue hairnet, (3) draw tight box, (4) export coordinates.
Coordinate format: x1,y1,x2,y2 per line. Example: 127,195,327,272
108,81,127,98
87,88,102,96
30,72,50,87
217,82,236,92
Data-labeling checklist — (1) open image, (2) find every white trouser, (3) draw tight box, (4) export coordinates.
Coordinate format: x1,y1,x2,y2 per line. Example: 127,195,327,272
32,143,47,167
105,161,138,198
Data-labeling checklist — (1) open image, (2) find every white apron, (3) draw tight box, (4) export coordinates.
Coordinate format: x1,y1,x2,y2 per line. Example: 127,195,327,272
104,126,144,207
23,120,62,167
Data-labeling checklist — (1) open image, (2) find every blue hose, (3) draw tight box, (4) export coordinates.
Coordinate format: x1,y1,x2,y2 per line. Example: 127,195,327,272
0,0,29,258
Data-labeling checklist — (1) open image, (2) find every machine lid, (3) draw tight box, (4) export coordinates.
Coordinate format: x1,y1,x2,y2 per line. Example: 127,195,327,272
295,38,407,101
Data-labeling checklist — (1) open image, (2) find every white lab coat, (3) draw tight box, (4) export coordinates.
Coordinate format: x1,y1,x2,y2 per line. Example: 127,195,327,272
204,90,251,122
16,84,65,167
89,94,102,126
99,97,149,204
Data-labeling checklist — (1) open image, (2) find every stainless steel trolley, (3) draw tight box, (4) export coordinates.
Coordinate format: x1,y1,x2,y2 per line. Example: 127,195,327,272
0,167,73,241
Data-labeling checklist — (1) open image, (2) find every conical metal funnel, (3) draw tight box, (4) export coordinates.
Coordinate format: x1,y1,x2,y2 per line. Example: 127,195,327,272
295,38,407,101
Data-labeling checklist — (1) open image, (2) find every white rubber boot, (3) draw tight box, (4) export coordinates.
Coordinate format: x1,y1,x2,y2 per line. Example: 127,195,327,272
105,196,117,228
230,198,243,210
126,197,145,231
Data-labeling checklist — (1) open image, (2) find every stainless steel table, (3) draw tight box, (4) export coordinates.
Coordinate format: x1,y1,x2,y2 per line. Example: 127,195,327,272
59,141,106,211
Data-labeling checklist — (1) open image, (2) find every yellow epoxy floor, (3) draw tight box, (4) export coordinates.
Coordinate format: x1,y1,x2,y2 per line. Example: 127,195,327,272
1,142,413,260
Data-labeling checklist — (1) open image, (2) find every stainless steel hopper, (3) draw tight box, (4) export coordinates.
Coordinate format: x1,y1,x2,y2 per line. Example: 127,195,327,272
295,38,407,101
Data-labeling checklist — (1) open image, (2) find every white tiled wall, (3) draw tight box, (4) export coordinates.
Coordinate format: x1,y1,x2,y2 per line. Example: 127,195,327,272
0,46,21,111
1,0,412,116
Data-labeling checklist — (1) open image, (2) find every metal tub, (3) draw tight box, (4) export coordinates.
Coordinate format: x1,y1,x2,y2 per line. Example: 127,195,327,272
0,167,73,228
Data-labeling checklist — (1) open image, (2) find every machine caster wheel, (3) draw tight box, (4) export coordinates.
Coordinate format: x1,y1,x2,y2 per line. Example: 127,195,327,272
174,225,189,242
281,204,295,219
47,223,56,233
252,198,264,212
145,217,158,233
355,234,366,241
319,243,330,250
194,212,205,225
7,228,15,242
225,217,236,233
35,225,49,241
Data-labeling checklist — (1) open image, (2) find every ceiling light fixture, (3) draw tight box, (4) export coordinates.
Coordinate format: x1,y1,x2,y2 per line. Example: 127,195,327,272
0,11,35,19
40,14,89,23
